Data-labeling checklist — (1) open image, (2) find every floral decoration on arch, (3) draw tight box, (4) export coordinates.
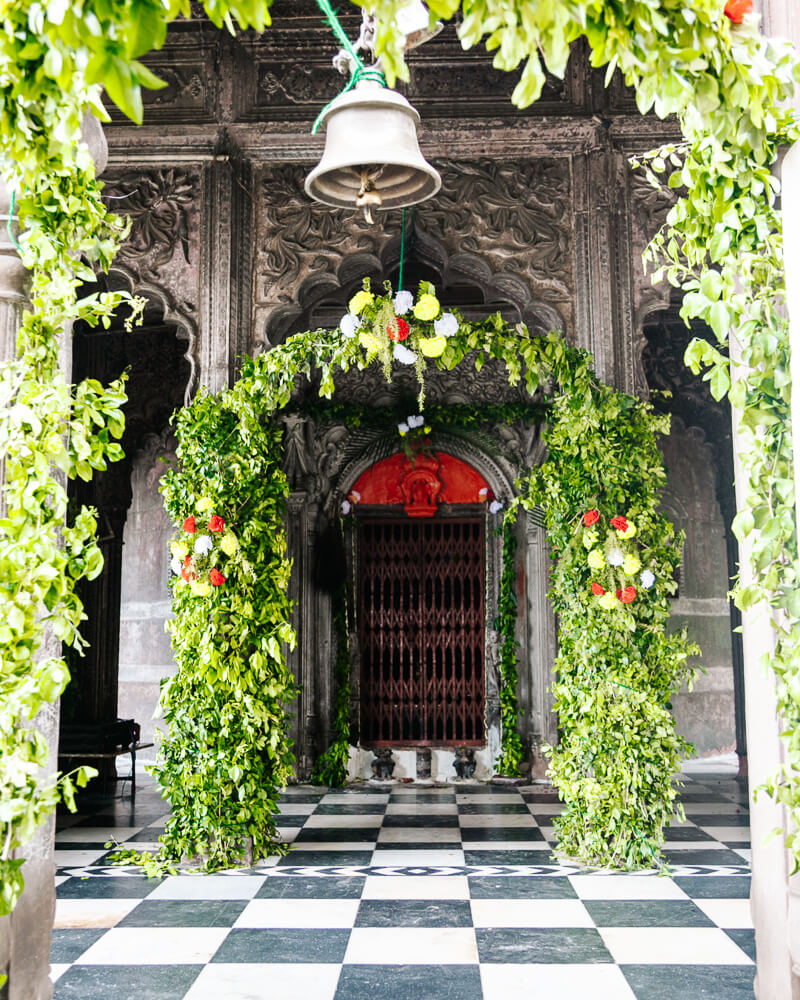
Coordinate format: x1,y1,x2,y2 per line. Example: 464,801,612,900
169,495,244,597
582,509,658,618
338,278,460,401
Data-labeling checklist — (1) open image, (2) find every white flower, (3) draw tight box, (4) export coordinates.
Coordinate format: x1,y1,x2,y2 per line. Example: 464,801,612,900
339,313,361,338
608,546,624,567
489,500,503,514
640,569,656,589
341,499,351,515
393,343,417,365
394,290,414,315
194,534,213,556
398,421,409,434
434,312,459,337
408,414,424,428
170,555,182,576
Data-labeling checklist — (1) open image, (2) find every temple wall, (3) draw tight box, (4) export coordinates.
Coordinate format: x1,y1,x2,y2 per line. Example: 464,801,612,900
117,433,177,754
661,423,736,756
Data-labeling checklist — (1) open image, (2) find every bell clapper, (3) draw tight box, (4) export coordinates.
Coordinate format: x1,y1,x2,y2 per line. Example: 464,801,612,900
356,166,384,224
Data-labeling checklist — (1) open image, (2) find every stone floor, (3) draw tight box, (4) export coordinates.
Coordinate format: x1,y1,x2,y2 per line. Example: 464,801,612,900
50,773,754,1000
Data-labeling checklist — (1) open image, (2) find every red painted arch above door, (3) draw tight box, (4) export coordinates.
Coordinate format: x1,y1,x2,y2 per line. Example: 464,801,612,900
349,452,490,518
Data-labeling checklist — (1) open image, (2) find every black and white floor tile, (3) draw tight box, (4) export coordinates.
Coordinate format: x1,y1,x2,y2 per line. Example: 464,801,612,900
51,775,754,1000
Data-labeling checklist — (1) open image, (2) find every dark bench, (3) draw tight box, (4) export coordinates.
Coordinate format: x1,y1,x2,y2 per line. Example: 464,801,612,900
58,719,154,800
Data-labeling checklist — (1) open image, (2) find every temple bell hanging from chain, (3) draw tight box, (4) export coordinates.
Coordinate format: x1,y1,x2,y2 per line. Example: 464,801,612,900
305,3,442,223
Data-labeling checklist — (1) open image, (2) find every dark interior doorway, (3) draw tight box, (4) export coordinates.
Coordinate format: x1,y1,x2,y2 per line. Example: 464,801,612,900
358,517,485,746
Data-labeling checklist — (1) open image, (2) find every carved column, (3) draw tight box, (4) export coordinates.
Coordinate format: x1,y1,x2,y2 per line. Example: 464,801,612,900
522,512,557,776
286,492,323,779
573,147,620,389
200,154,249,392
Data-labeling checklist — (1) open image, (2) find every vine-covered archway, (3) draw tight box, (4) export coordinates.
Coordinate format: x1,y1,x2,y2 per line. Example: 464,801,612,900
133,281,696,874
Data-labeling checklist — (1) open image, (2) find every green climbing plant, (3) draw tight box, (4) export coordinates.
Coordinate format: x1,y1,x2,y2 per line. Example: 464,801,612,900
119,282,693,872
0,0,279,921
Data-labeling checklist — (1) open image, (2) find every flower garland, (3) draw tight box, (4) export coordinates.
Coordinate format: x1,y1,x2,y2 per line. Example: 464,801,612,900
582,510,657,614
340,278,461,403
169,497,242,598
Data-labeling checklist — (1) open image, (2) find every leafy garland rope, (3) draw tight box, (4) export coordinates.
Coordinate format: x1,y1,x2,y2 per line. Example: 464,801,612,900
119,283,696,873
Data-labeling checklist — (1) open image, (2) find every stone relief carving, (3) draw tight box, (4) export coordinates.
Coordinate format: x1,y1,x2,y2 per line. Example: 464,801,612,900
629,166,678,326
255,159,572,345
105,169,197,273
415,160,572,299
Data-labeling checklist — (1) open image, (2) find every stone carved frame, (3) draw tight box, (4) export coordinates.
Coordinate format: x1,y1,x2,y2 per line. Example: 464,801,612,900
284,411,557,780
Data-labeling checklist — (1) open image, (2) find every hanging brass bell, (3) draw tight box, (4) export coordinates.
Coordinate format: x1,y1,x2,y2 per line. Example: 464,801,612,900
305,80,441,223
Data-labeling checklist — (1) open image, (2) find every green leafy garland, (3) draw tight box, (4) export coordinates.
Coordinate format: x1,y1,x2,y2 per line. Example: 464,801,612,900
121,282,693,872
518,349,699,867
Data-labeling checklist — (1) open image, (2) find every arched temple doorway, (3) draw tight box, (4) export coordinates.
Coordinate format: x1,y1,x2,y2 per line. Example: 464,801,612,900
350,451,490,749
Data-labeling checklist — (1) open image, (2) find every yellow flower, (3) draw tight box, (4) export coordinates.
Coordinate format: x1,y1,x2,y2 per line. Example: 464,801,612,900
170,540,188,559
349,289,374,314
419,335,446,357
587,548,605,571
598,592,618,611
413,293,440,321
424,425,432,434
583,529,598,550
220,533,239,557
359,331,382,352
190,579,212,598
618,520,637,539
623,553,641,575
196,496,214,513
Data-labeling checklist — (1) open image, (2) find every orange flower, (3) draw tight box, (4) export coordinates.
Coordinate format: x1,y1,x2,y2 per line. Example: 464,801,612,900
619,586,637,604
208,515,225,533
591,582,605,596
209,568,226,586
181,556,196,582
610,515,628,533
724,0,752,23
182,516,196,533
583,509,600,526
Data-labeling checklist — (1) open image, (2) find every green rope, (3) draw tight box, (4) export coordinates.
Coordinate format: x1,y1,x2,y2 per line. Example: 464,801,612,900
398,207,406,290
311,0,386,134
312,65,386,134
7,189,21,253
315,0,362,67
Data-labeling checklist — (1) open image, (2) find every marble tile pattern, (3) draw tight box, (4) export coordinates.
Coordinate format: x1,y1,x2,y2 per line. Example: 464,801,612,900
51,775,755,999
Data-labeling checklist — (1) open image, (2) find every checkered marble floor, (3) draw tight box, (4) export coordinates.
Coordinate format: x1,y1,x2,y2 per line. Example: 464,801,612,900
51,774,754,1000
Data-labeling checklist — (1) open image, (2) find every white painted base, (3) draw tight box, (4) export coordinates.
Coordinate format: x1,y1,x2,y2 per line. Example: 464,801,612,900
344,724,502,784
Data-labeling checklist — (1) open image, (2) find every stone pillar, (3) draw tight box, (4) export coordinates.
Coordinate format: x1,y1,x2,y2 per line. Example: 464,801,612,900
730,365,797,999
0,115,108,1000
757,4,800,997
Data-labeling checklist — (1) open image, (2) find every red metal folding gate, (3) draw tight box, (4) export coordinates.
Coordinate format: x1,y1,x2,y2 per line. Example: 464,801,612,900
358,518,485,746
